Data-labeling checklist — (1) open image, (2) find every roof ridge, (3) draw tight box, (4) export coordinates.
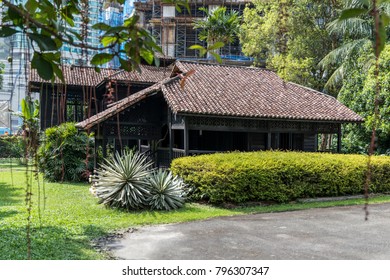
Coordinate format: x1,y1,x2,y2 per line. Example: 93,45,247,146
287,81,336,100
176,60,271,72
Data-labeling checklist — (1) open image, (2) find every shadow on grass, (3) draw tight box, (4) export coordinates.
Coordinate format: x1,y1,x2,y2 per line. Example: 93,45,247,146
0,224,110,260
0,181,23,206
0,210,19,220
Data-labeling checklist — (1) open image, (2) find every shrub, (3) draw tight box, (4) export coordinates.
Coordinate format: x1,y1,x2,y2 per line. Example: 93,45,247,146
38,122,94,182
171,151,390,204
0,135,25,158
148,169,187,211
94,150,153,210
93,151,187,211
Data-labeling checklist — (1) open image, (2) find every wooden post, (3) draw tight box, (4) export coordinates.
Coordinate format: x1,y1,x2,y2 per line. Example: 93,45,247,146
102,125,107,158
93,136,97,169
337,124,342,153
289,132,293,150
168,108,173,161
276,133,280,149
267,132,272,150
184,116,189,156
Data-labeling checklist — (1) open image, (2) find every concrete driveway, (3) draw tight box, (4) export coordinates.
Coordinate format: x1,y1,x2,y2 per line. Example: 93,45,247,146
104,203,390,260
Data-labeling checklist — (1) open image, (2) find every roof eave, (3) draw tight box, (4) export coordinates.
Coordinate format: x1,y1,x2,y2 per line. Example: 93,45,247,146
173,111,364,124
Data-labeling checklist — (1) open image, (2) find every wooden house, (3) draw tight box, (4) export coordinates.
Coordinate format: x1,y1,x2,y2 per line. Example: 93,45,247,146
71,61,364,167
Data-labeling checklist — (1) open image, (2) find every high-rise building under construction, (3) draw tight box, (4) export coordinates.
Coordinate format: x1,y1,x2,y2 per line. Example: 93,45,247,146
134,0,251,60
0,0,125,133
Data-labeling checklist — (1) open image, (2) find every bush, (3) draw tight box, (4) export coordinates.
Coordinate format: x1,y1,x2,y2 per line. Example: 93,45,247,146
38,122,94,182
0,135,25,158
171,151,390,204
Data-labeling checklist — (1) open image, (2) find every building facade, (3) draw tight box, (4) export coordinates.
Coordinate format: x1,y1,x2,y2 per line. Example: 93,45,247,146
61,0,103,66
68,61,363,167
134,0,251,60
0,0,131,133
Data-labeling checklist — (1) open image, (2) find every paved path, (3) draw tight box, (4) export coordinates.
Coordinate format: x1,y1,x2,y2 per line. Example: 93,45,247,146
105,203,390,259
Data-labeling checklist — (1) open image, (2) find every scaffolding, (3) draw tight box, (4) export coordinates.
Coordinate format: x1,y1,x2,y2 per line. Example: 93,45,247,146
134,0,251,60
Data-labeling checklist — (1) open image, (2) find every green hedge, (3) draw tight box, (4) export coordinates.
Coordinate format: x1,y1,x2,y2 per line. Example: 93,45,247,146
171,151,390,203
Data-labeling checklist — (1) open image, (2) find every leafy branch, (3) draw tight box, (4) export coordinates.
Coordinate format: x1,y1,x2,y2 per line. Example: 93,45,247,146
0,0,162,81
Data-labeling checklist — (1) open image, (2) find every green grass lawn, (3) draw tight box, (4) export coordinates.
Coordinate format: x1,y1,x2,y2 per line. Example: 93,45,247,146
1,168,390,260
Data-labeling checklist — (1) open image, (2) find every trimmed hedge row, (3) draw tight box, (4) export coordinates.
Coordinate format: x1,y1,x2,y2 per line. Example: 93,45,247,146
171,151,390,203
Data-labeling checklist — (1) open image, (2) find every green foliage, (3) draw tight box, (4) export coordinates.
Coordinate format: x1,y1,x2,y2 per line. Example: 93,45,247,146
194,7,241,45
319,0,390,89
193,6,240,60
94,150,152,210
18,98,40,156
339,44,390,154
0,135,24,158
94,151,187,211
188,42,224,62
148,169,187,211
240,0,341,92
0,0,161,81
171,151,390,204
38,122,93,182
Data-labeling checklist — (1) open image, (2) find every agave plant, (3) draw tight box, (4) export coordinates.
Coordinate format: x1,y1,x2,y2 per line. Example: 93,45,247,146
147,169,187,211
94,150,153,210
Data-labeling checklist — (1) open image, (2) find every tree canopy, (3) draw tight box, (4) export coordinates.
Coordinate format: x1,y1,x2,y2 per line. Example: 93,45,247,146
240,0,390,154
240,0,342,93
319,0,390,89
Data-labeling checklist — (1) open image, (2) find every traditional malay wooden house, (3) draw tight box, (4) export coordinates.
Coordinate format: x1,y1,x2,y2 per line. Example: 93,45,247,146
29,63,173,130
69,61,364,167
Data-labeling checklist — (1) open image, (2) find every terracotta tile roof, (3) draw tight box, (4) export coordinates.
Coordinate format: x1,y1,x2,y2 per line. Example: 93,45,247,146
29,65,116,87
107,64,172,83
161,61,364,122
75,77,178,130
76,61,363,130
29,64,172,87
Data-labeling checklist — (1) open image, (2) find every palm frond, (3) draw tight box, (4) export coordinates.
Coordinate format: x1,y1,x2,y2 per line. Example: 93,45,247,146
328,17,371,38
319,38,370,69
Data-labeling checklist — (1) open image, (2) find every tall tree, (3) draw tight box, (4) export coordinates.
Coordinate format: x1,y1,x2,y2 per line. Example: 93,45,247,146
327,0,390,219
319,0,390,90
240,0,342,93
339,44,390,154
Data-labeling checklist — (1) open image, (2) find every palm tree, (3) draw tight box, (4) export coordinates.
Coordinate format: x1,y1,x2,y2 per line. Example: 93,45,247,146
321,0,390,220
193,6,241,58
319,0,390,89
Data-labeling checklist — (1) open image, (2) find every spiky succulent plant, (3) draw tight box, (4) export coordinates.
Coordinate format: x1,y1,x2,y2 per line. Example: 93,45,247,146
147,169,187,211
94,150,153,210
